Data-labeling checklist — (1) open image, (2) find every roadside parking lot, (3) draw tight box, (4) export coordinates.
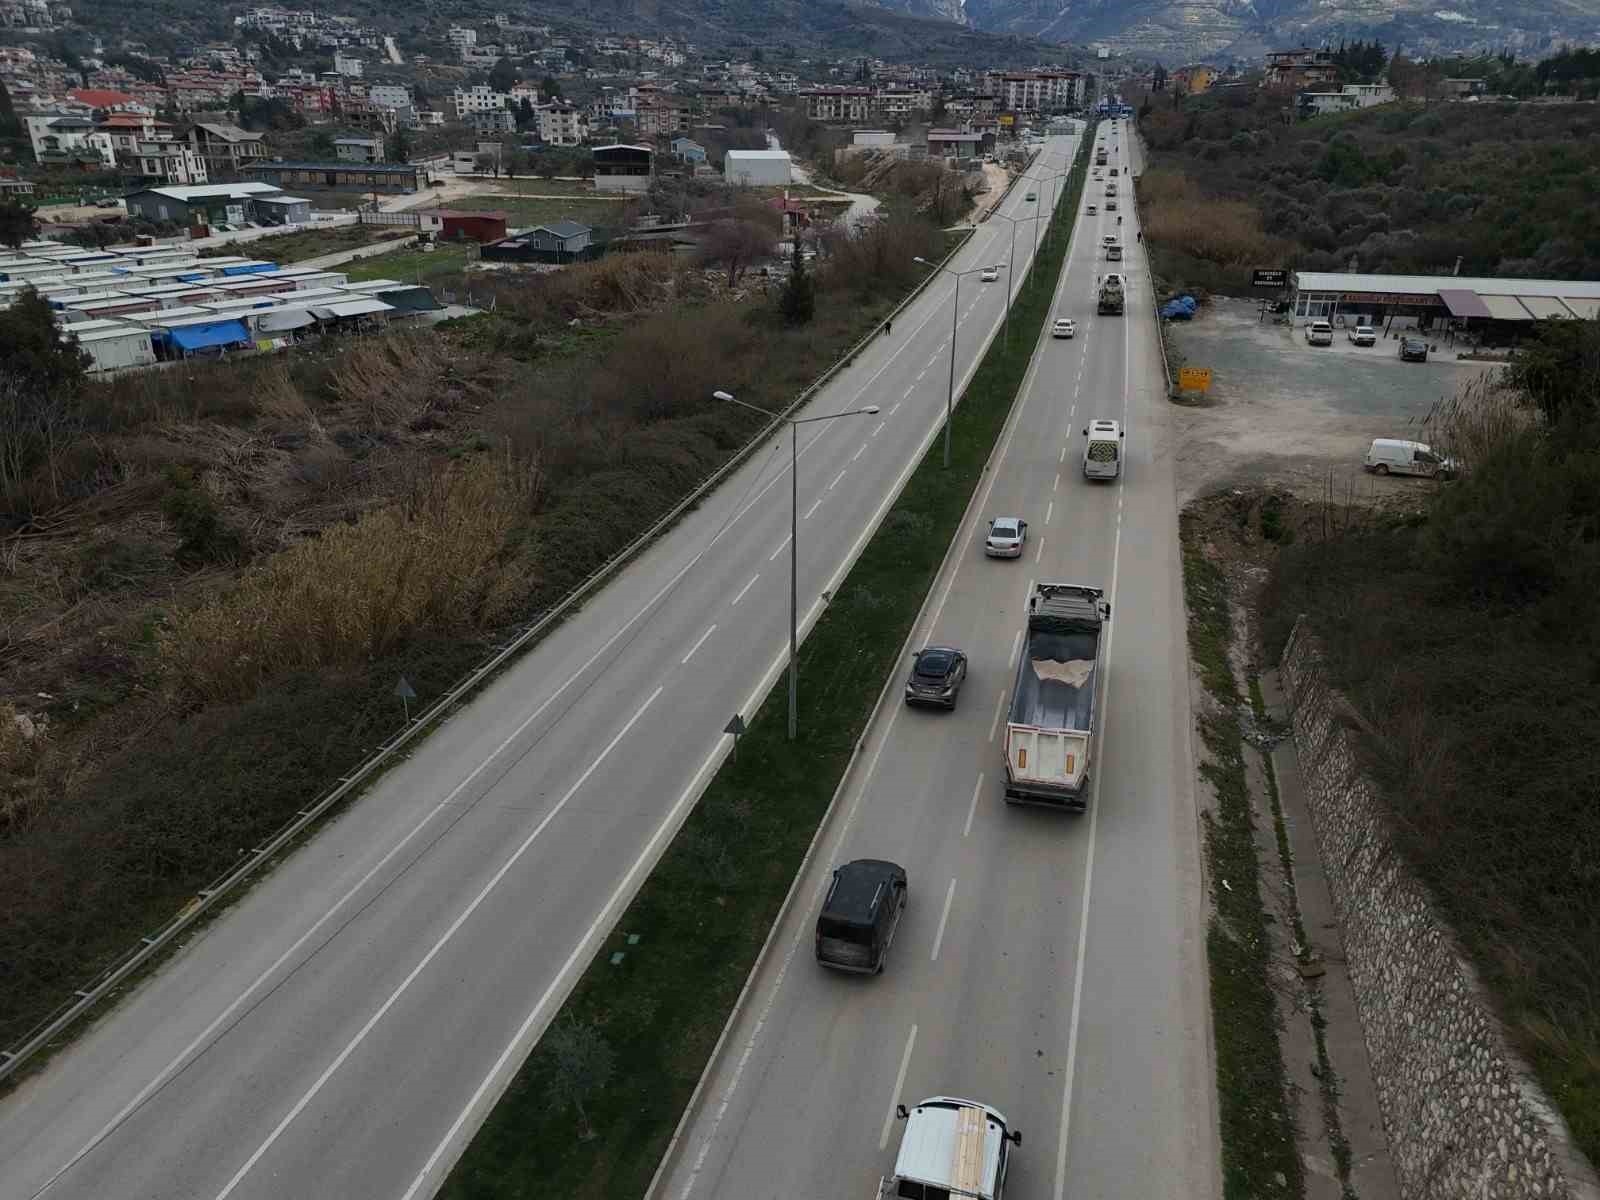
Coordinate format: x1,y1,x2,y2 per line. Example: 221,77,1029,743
1166,297,1501,504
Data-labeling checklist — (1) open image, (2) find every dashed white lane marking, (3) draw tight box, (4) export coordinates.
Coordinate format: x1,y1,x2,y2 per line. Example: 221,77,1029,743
828,469,846,491
964,774,984,838
889,402,902,416
930,877,957,962
1053,472,1061,492
871,421,886,438
852,444,866,463
1008,630,1022,668
803,496,824,520
989,689,1006,744
903,385,915,399
880,1025,919,1150
1046,499,1054,525
731,574,760,606
682,624,717,664
213,685,666,1200
1034,536,1045,563
769,533,791,562
1059,445,1067,463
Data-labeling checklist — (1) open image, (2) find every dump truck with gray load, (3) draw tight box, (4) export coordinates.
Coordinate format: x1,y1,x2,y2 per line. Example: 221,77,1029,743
1003,583,1110,811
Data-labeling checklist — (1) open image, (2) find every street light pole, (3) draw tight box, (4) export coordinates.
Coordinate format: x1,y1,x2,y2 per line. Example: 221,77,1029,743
713,391,880,740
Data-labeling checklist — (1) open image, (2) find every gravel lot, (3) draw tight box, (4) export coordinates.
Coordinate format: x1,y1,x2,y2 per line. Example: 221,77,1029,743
1166,297,1502,504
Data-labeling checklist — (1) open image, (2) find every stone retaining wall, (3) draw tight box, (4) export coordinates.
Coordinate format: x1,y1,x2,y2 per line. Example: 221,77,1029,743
1281,619,1598,1200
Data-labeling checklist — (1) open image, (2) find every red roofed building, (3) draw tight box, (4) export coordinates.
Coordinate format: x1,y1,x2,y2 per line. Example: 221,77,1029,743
68,88,153,115
422,210,510,243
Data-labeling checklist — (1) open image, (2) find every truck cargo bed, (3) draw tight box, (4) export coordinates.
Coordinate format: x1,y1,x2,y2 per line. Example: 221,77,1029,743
1008,630,1098,731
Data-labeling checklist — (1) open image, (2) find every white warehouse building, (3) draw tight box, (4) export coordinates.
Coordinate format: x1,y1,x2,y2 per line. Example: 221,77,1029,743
724,149,792,186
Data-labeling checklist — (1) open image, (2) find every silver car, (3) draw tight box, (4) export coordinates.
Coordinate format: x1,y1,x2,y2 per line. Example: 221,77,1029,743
985,516,1027,558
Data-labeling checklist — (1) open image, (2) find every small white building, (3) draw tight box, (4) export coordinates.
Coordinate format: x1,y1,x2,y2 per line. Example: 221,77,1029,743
74,325,158,373
724,148,791,186
1298,82,1396,116
852,129,895,147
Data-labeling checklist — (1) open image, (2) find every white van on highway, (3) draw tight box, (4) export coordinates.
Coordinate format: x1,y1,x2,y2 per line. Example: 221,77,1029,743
879,1096,1021,1200
1082,419,1124,479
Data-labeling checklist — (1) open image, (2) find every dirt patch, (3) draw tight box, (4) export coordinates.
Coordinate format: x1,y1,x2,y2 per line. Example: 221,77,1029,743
1167,297,1502,505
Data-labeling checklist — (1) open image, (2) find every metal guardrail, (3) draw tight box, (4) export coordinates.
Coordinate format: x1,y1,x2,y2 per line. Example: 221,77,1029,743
0,219,975,1086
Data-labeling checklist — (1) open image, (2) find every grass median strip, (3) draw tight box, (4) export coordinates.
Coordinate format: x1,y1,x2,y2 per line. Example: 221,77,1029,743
440,135,1094,1199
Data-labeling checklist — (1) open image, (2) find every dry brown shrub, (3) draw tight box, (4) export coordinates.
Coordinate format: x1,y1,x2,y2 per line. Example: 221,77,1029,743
482,252,686,328
162,455,532,702
1139,166,1295,266
251,361,317,428
326,331,453,428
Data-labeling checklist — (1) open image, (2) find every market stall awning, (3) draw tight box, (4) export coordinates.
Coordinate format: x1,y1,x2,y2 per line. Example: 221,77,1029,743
1436,288,1493,319
256,309,317,333
1520,296,1575,319
1479,294,1534,321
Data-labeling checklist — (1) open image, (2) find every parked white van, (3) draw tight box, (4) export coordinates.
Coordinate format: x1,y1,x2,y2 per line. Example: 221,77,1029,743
1364,438,1457,479
1082,419,1125,479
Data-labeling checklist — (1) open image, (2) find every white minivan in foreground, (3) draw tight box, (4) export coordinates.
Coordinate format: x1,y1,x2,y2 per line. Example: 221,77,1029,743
1364,438,1457,479
1082,419,1125,479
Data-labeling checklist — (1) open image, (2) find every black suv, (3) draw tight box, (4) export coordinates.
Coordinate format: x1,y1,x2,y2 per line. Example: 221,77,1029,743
815,859,908,974
1399,336,1429,362
905,646,968,709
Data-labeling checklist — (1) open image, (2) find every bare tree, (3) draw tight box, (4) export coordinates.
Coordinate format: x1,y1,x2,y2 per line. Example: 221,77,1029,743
697,218,776,287
543,1016,616,1140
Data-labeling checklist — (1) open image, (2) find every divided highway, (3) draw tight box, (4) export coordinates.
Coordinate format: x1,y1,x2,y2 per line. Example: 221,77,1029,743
657,119,1218,1200
0,138,1085,1199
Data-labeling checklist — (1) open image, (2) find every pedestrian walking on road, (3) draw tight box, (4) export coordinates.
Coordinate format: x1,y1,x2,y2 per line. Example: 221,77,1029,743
885,319,892,336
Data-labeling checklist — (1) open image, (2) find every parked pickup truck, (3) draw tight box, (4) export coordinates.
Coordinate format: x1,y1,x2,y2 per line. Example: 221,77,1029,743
1003,583,1110,811
878,1096,1022,1200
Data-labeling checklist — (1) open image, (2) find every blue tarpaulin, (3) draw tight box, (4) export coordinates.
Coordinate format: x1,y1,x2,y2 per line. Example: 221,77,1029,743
168,320,250,351
221,263,275,276
178,272,209,282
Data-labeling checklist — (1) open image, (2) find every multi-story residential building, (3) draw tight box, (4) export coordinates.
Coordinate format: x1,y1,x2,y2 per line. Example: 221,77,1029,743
23,111,116,168
333,51,363,77
1263,46,1338,89
367,83,413,110
635,91,691,136
133,139,208,185
876,85,932,120
537,102,585,145
467,108,515,134
453,84,508,118
334,135,383,162
190,121,268,177
446,25,477,58
800,86,874,123
990,71,1081,113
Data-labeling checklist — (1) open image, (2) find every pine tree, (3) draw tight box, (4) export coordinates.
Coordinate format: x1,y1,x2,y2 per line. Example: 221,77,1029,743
778,233,814,326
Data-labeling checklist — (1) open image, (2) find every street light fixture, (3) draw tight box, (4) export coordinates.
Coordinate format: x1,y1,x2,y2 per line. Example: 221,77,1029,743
987,210,1040,330
713,390,880,741
913,257,1004,469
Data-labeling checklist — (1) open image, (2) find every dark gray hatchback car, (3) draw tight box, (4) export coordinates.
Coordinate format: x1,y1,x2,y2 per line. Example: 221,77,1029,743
905,645,968,709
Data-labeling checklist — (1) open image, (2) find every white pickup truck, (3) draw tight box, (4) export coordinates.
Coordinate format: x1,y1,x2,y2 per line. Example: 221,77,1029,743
877,1096,1021,1200
1002,583,1110,811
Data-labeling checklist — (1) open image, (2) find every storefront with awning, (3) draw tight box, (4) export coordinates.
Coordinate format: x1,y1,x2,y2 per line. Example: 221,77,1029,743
1289,271,1600,342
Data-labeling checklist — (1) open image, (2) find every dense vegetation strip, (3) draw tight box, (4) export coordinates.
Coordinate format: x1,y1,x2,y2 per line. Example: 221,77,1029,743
0,208,954,1055
1261,324,1600,1165
1134,78,1600,294
439,134,1092,1200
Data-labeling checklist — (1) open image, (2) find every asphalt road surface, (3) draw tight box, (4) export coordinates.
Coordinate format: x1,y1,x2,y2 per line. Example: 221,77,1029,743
657,119,1219,1200
0,138,1087,1200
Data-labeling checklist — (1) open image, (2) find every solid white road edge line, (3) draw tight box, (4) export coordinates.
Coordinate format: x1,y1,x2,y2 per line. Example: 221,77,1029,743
215,686,667,1200
930,877,957,962
880,1025,919,1150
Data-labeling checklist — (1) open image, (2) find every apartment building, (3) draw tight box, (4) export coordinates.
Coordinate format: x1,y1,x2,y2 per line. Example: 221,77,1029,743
1263,46,1338,89
453,84,509,118
800,86,874,123
990,71,1081,113
537,102,585,146
190,121,269,178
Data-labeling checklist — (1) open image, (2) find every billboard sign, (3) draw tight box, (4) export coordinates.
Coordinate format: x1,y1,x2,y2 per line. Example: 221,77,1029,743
1178,366,1212,392
1251,269,1288,288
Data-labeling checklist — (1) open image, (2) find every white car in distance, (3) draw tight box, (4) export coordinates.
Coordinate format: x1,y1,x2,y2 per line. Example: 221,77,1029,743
1052,317,1076,339
981,266,999,283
